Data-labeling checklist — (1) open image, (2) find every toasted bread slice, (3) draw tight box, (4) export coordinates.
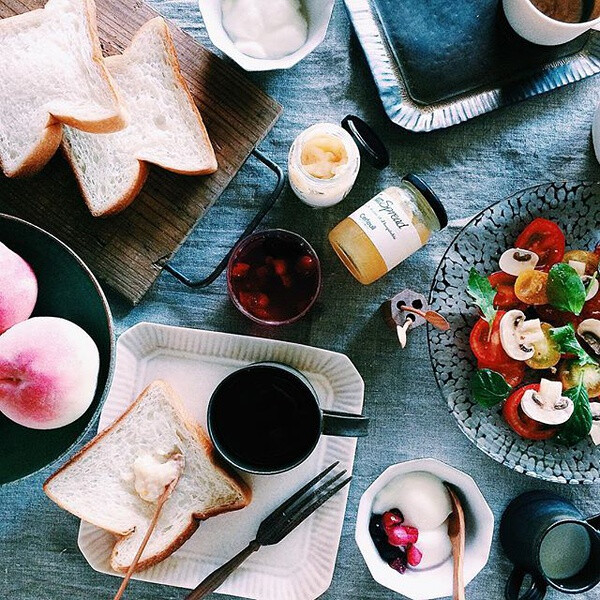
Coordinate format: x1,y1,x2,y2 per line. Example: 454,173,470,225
62,17,218,217
44,380,251,573
0,0,126,177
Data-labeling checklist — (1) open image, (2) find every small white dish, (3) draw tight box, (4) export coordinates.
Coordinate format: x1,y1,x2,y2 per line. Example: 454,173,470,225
78,322,364,600
198,0,335,71
355,458,494,600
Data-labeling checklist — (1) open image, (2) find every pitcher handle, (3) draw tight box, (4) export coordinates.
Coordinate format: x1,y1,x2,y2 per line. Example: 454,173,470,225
322,410,369,437
505,567,547,600
587,513,600,530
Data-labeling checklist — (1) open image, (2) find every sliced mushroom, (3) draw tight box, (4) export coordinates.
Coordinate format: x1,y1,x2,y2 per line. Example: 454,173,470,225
577,319,600,359
568,260,587,276
582,275,599,301
520,379,574,426
500,310,544,361
590,402,600,446
499,248,539,277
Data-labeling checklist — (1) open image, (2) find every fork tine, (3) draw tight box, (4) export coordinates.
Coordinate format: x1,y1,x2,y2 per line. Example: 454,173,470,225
276,475,352,541
259,462,339,530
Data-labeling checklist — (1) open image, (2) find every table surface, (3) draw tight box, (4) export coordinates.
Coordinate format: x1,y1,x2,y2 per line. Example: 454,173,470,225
1,1,600,599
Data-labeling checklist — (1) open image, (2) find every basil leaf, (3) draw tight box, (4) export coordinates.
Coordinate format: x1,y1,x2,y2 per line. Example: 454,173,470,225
547,263,586,315
556,379,593,446
470,369,512,408
549,324,597,366
467,268,497,329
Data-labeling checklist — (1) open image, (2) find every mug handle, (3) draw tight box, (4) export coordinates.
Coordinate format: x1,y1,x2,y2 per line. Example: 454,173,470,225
505,567,547,600
322,410,369,437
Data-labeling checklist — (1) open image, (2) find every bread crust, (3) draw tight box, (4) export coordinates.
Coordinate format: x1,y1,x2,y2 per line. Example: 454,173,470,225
43,380,251,571
0,0,126,178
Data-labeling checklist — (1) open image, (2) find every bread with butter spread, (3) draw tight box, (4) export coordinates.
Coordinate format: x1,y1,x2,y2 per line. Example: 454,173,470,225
62,17,218,217
43,380,251,573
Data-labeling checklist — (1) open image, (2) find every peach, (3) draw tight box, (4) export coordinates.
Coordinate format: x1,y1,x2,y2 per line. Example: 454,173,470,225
0,317,100,429
0,241,38,334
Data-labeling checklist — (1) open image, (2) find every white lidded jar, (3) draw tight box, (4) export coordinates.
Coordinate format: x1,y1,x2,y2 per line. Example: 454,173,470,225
288,122,361,208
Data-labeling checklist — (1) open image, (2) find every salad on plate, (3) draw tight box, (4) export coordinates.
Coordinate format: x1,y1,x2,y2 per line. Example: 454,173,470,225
467,218,600,446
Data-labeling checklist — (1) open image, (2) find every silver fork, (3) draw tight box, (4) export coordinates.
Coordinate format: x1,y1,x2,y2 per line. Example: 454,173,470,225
185,462,351,600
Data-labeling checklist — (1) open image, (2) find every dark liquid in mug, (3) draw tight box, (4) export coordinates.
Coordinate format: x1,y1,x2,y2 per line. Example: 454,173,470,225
210,366,322,471
530,0,598,23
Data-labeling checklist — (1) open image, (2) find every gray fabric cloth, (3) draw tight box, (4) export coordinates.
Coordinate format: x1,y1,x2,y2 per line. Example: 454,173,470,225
1,1,600,598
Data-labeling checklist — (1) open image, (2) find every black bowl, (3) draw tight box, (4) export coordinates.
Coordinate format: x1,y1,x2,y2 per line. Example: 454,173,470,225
0,214,115,485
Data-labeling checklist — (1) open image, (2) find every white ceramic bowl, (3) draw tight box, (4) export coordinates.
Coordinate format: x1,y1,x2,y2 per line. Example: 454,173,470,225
355,459,494,600
198,0,335,71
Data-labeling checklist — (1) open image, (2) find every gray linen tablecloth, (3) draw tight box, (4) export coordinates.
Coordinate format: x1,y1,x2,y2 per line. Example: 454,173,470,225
1,1,599,598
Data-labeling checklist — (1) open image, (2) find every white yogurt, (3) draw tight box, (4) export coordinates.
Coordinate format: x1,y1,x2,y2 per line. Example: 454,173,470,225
222,0,308,60
373,471,453,530
410,524,453,570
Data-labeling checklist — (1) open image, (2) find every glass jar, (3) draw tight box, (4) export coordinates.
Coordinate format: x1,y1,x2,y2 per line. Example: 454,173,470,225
328,175,447,285
288,123,361,208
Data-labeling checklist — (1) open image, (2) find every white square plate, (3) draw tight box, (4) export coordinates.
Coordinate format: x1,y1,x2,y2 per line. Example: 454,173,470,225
77,322,364,600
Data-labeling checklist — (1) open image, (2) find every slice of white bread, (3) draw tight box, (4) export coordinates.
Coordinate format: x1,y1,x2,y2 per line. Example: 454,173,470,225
43,380,251,573
0,0,126,177
62,17,218,217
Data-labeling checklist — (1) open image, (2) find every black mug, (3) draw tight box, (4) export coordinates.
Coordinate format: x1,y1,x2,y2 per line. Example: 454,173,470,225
500,491,600,600
207,362,369,474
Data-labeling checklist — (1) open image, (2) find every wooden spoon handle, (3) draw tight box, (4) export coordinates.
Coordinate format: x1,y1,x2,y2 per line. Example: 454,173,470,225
453,535,466,600
112,490,170,600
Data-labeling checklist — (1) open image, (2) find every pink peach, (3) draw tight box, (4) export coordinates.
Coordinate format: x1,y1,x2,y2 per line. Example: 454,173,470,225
0,241,38,334
0,317,100,429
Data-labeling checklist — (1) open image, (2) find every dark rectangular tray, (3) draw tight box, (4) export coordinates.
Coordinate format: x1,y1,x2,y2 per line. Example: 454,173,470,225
344,0,600,131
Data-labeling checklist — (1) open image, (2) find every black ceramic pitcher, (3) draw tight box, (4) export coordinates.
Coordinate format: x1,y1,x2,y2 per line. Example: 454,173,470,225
500,491,600,600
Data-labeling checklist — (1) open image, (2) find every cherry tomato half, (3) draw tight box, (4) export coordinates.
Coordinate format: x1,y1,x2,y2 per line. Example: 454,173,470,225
470,312,511,365
515,218,565,270
581,291,600,322
478,358,526,387
488,271,525,310
535,304,581,328
502,384,559,441
514,269,549,305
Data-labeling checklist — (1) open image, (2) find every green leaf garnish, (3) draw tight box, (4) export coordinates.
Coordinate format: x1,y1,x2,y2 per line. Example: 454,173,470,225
556,378,593,446
470,369,512,408
549,324,597,366
467,268,497,329
547,263,586,315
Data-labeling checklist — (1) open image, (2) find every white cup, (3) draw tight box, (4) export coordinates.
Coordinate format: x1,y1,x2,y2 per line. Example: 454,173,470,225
503,0,600,45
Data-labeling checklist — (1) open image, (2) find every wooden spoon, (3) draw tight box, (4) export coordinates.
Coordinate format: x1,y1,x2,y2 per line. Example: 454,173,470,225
446,485,466,600
112,454,185,600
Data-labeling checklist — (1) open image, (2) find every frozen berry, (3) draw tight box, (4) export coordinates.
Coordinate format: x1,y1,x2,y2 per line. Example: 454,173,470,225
387,525,419,547
369,514,386,544
296,255,316,274
406,544,422,567
280,274,293,288
389,553,408,574
375,540,404,563
238,291,253,308
255,293,270,308
231,262,250,279
273,259,288,276
382,509,404,533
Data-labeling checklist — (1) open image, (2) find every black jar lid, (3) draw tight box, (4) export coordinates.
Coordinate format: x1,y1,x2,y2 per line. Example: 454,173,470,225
403,173,448,230
341,115,389,170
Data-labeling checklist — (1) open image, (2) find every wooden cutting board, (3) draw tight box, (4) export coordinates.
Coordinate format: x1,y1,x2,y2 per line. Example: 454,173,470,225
0,0,282,304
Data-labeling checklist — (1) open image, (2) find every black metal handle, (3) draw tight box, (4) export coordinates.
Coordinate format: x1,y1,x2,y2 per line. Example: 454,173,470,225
588,513,600,530
322,410,369,437
505,567,547,600
164,148,285,288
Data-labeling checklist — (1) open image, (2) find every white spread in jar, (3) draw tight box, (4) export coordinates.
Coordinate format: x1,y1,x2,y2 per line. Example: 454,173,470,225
222,0,308,60
133,454,181,503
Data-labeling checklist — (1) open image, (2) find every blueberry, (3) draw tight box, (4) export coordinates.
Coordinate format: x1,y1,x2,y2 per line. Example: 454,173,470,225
369,514,387,544
375,539,403,563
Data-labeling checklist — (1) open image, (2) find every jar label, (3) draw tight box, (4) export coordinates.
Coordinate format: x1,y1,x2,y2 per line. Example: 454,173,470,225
348,190,422,271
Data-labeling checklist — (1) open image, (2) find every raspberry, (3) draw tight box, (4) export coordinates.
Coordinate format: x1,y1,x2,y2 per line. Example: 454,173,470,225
406,544,423,567
231,262,250,279
387,525,419,547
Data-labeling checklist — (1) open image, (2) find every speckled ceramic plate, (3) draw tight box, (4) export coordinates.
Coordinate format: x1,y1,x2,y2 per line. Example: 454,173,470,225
427,181,600,484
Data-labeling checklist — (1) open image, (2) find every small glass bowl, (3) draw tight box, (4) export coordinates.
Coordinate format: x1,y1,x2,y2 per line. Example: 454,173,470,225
227,229,322,326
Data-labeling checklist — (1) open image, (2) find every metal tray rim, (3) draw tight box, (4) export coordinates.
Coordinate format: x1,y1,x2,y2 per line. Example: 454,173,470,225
344,0,600,132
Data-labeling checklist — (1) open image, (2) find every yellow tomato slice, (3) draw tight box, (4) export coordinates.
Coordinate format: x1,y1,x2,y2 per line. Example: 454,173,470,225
525,323,561,370
515,270,549,305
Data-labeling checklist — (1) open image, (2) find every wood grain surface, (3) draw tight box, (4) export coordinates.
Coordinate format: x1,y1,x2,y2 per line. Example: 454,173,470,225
0,0,282,304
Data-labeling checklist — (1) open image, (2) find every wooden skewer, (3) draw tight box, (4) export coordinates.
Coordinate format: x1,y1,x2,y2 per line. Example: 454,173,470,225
399,305,450,331
446,485,466,600
112,455,184,600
